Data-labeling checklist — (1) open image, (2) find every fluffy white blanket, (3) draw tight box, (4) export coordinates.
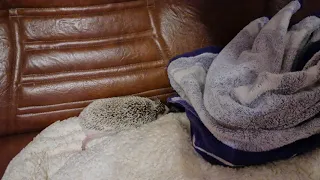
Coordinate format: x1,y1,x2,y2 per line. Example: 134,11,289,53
2,113,320,180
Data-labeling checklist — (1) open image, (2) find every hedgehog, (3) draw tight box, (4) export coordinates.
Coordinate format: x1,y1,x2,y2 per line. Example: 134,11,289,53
79,96,169,149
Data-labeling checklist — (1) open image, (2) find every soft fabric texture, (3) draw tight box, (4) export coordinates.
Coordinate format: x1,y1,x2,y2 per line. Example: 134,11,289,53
292,40,320,71
168,95,320,167
2,113,320,180
168,0,320,151
168,0,320,166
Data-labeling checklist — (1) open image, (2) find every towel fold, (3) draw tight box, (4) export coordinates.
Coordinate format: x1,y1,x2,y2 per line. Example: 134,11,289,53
168,0,320,166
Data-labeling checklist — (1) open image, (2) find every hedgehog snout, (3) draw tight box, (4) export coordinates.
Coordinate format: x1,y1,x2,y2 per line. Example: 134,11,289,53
156,104,169,119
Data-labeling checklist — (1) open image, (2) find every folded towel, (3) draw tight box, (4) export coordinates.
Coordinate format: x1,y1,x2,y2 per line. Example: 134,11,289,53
292,40,320,71
168,0,320,166
168,95,320,167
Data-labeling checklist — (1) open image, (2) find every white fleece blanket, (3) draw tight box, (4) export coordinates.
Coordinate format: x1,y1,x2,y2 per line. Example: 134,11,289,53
2,113,320,180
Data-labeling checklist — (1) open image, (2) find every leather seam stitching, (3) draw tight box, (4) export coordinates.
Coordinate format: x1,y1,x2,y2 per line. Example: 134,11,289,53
23,59,164,77
20,86,173,108
11,0,143,11
17,107,84,116
147,4,172,60
151,92,175,98
151,37,165,64
17,92,176,116
24,36,153,51
23,29,153,44
7,16,18,131
18,87,173,109
16,17,23,122
10,5,147,18
146,4,165,62
20,66,167,85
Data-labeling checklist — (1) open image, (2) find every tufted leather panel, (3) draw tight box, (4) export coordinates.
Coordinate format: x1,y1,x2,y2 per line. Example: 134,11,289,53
1,0,179,136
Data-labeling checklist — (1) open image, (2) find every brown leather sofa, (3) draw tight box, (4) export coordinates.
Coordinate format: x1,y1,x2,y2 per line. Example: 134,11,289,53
0,0,319,178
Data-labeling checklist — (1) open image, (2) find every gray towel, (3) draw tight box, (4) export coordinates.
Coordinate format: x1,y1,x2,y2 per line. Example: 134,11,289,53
168,0,320,152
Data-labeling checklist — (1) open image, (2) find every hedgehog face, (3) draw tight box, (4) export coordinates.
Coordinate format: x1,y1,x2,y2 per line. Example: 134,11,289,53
153,99,169,118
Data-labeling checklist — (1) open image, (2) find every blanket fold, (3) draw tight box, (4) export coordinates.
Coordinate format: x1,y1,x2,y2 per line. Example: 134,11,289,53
168,0,320,166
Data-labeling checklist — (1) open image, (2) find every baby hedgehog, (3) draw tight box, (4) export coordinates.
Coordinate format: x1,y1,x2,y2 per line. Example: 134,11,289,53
79,96,169,149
